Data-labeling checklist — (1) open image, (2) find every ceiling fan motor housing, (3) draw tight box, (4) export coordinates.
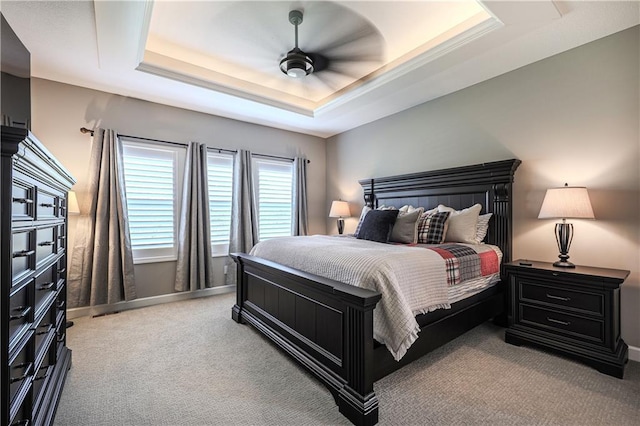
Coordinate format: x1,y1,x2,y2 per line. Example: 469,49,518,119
280,10,314,78
280,48,314,78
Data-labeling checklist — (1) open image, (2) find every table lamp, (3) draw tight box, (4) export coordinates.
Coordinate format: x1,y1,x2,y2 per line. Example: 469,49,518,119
329,200,350,235
538,183,594,268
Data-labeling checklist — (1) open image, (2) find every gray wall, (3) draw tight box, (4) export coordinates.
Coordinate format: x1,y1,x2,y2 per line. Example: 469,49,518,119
31,79,326,299
326,26,640,348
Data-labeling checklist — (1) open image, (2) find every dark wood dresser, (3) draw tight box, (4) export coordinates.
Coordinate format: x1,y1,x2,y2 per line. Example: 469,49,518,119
2,126,75,425
504,260,629,378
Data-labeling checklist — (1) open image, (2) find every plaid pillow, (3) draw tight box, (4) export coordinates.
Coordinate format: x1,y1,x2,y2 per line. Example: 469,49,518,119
417,211,450,244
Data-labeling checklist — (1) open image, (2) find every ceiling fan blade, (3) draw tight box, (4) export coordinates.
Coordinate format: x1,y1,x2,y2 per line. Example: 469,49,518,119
309,71,351,92
310,25,383,59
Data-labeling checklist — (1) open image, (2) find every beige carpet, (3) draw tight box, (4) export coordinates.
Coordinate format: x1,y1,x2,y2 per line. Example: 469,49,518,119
55,293,639,425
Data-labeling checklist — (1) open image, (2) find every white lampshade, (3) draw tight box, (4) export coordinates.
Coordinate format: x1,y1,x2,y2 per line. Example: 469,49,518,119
329,200,350,218
538,185,595,220
67,191,80,215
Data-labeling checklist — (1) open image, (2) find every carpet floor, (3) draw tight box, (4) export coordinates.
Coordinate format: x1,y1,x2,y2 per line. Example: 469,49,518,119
55,293,639,425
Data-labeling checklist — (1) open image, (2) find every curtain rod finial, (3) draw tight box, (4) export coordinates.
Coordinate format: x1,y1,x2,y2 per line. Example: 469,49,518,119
80,127,94,136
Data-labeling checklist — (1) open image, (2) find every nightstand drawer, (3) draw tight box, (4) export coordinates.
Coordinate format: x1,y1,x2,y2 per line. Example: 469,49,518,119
520,304,604,344
519,280,603,316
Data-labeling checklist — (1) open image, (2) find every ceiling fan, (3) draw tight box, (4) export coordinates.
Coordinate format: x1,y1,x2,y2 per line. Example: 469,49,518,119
278,9,383,81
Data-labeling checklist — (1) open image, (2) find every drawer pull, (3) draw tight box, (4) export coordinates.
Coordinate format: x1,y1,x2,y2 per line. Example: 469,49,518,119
38,241,55,247
36,328,51,336
10,362,33,383
546,293,571,302
57,300,66,309
38,282,55,291
547,317,571,326
12,197,33,204
9,306,31,321
58,235,66,240
33,371,49,381
57,332,66,343
57,268,66,274
10,420,30,426
39,203,55,208
12,250,34,258
32,324,53,335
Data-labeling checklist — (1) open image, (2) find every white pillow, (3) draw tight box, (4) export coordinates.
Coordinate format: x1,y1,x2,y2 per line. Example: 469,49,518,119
354,206,372,236
437,203,482,244
475,213,493,243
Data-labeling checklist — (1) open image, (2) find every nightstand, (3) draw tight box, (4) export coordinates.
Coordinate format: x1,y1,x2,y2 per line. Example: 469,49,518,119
504,260,629,378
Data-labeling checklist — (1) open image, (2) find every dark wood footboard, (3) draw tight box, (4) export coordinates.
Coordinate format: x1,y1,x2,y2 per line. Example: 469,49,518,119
231,253,382,426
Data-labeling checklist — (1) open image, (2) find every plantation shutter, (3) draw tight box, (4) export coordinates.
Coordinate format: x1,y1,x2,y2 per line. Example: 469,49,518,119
254,158,293,240
207,152,234,255
121,143,180,262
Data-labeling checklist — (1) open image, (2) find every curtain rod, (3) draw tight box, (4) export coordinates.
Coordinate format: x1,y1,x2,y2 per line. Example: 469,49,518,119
79,127,309,163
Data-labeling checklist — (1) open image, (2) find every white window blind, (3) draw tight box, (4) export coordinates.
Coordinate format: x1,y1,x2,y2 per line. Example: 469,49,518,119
207,152,233,256
254,158,294,241
121,141,184,263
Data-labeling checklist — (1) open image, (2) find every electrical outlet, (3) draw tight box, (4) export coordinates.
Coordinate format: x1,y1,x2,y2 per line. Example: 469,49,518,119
223,265,228,275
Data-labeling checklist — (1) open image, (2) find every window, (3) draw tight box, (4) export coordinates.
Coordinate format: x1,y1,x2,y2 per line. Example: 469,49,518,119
207,152,233,256
253,158,294,241
121,141,185,263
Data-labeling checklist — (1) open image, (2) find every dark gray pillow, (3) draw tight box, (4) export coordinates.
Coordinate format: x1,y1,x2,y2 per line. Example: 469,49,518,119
356,210,399,243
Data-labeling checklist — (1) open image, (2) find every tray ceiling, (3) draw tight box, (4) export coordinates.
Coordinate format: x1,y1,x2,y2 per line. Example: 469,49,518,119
2,1,639,137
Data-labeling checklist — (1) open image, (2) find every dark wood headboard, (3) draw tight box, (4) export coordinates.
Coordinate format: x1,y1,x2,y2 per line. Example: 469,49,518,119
358,159,521,264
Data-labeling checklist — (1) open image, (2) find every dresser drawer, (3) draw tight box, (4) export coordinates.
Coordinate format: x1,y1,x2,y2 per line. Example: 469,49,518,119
32,352,55,415
55,283,66,314
56,223,67,253
9,384,32,426
8,281,33,346
8,337,33,407
12,179,36,221
36,189,58,220
36,226,57,267
12,230,35,285
33,305,56,366
56,310,66,346
519,279,604,316
520,304,604,344
34,264,57,316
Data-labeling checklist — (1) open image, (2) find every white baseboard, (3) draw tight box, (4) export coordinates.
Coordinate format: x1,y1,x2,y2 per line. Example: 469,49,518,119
629,345,640,363
67,285,235,320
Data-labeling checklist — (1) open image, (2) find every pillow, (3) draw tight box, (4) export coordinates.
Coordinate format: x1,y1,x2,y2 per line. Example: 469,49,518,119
390,207,424,244
354,206,372,236
475,213,493,243
354,205,398,236
356,209,399,243
417,211,450,244
437,204,482,244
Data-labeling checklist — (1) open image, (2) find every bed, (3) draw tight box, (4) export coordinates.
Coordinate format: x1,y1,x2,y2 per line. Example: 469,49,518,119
231,159,521,425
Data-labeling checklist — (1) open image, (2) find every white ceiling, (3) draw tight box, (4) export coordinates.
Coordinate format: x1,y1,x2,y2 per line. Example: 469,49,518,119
2,1,639,138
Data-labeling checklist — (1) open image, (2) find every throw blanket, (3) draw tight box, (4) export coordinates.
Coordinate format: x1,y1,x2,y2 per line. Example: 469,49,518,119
250,236,500,361
422,243,500,286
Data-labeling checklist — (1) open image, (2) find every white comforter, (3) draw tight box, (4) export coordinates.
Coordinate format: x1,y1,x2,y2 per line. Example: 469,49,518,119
250,235,451,361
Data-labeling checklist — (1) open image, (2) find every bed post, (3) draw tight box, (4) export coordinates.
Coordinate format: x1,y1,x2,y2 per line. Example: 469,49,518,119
337,301,379,426
231,254,245,323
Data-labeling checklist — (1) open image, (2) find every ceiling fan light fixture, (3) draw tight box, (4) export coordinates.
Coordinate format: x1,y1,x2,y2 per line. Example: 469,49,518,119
279,48,314,78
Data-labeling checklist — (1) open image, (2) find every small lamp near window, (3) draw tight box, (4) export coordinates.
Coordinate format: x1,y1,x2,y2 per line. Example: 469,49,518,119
67,191,80,215
538,183,595,268
329,200,350,235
